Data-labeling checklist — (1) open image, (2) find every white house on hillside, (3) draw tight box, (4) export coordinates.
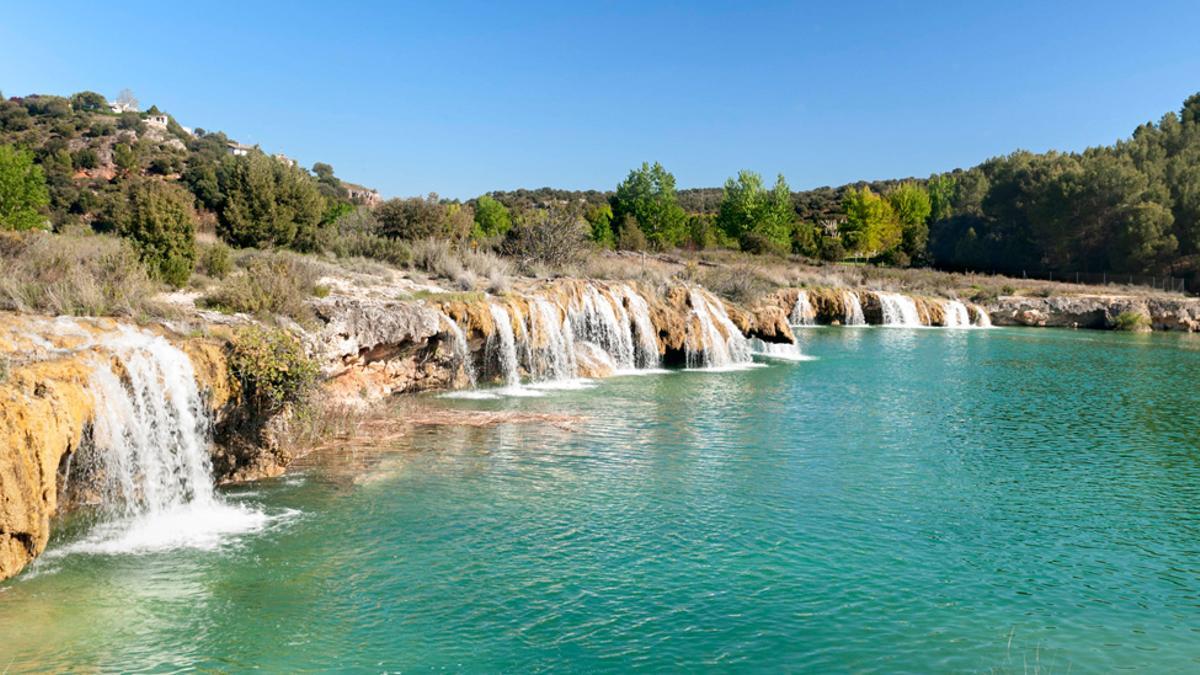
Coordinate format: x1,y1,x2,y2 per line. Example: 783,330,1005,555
226,141,253,157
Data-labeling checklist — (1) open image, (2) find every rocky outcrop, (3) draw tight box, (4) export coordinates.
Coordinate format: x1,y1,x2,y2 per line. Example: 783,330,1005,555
309,296,462,404
985,295,1200,331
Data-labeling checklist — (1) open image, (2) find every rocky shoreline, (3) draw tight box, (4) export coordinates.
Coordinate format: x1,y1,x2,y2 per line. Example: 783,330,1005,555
1,278,1196,580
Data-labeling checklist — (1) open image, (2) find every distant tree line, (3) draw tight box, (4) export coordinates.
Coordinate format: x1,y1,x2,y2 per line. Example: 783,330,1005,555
2,89,1200,288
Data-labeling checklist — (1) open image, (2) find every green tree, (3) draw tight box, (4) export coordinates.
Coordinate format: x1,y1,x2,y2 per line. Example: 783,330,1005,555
473,194,512,237
585,203,614,248
69,91,108,112
612,162,687,249
927,174,955,222
0,145,50,230
715,170,794,253
114,179,197,287
375,194,465,241
215,152,326,249
888,181,932,260
841,186,901,257
113,143,138,173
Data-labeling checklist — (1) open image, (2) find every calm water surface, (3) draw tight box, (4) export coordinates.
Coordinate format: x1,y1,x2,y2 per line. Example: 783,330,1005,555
3,327,1200,672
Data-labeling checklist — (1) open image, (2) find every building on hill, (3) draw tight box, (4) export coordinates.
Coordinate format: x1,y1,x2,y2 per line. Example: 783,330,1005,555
109,101,138,114
344,182,382,206
226,141,253,157
145,113,169,128
273,153,298,168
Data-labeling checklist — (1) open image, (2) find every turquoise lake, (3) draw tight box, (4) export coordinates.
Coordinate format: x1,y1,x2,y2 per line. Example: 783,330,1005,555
3,327,1200,672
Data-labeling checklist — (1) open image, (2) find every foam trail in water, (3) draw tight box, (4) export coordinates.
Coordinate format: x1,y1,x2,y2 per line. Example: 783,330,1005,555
843,291,866,326
750,338,816,362
876,292,922,326
790,290,816,326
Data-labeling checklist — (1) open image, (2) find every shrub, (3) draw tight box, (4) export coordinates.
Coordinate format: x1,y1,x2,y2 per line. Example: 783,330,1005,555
196,241,232,279
1112,311,1150,332
968,285,999,304
616,214,648,252
201,252,322,323
0,144,50,231
738,230,788,256
226,325,319,417
330,232,411,267
501,206,589,268
698,264,778,304
0,230,167,317
375,194,469,241
107,179,197,288
411,238,462,278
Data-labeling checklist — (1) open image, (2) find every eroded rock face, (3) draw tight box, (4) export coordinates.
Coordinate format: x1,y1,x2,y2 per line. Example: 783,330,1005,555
985,295,1200,331
308,297,462,404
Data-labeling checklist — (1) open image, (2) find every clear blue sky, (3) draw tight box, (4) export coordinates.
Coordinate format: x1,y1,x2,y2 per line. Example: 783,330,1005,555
2,1,1198,199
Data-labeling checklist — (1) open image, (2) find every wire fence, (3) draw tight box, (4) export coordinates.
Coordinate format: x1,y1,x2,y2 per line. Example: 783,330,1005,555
1009,270,1187,293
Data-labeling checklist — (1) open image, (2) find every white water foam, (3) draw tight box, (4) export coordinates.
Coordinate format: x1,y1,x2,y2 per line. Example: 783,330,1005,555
790,290,816,326
750,338,817,362
974,307,993,328
685,288,753,369
843,291,867,326
61,326,276,557
942,300,971,328
876,292,922,326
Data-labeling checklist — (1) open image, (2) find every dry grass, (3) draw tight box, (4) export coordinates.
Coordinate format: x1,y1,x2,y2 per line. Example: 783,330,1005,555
201,250,325,324
0,230,172,318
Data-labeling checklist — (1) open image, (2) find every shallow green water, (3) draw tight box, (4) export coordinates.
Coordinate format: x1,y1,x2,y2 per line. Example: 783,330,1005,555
4,327,1200,672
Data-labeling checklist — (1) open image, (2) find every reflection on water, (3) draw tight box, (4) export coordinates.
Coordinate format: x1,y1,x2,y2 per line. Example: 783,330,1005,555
3,328,1200,671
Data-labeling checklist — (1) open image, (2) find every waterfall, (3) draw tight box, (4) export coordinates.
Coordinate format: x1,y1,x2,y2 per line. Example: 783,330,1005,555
487,303,521,387
750,338,814,362
843,291,866,326
942,300,971,328
685,289,752,369
441,314,476,386
974,307,993,328
877,292,922,326
59,326,271,556
790,290,816,326
571,286,636,371
87,328,214,516
618,285,661,369
526,297,579,382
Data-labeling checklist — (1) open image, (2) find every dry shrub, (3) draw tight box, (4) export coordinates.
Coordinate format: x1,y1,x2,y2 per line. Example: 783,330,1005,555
201,251,323,323
698,263,781,303
0,230,170,317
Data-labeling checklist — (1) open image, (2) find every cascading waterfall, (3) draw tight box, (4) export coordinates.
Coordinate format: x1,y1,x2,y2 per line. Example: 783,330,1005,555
62,326,270,556
685,289,752,369
843,291,866,326
618,286,661,369
877,292,922,326
525,297,579,382
87,328,214,516
790,290,816,326
441,314,476,386
942,300,971,328
973,307,993,328
571,286,637,370
486,303,522,387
